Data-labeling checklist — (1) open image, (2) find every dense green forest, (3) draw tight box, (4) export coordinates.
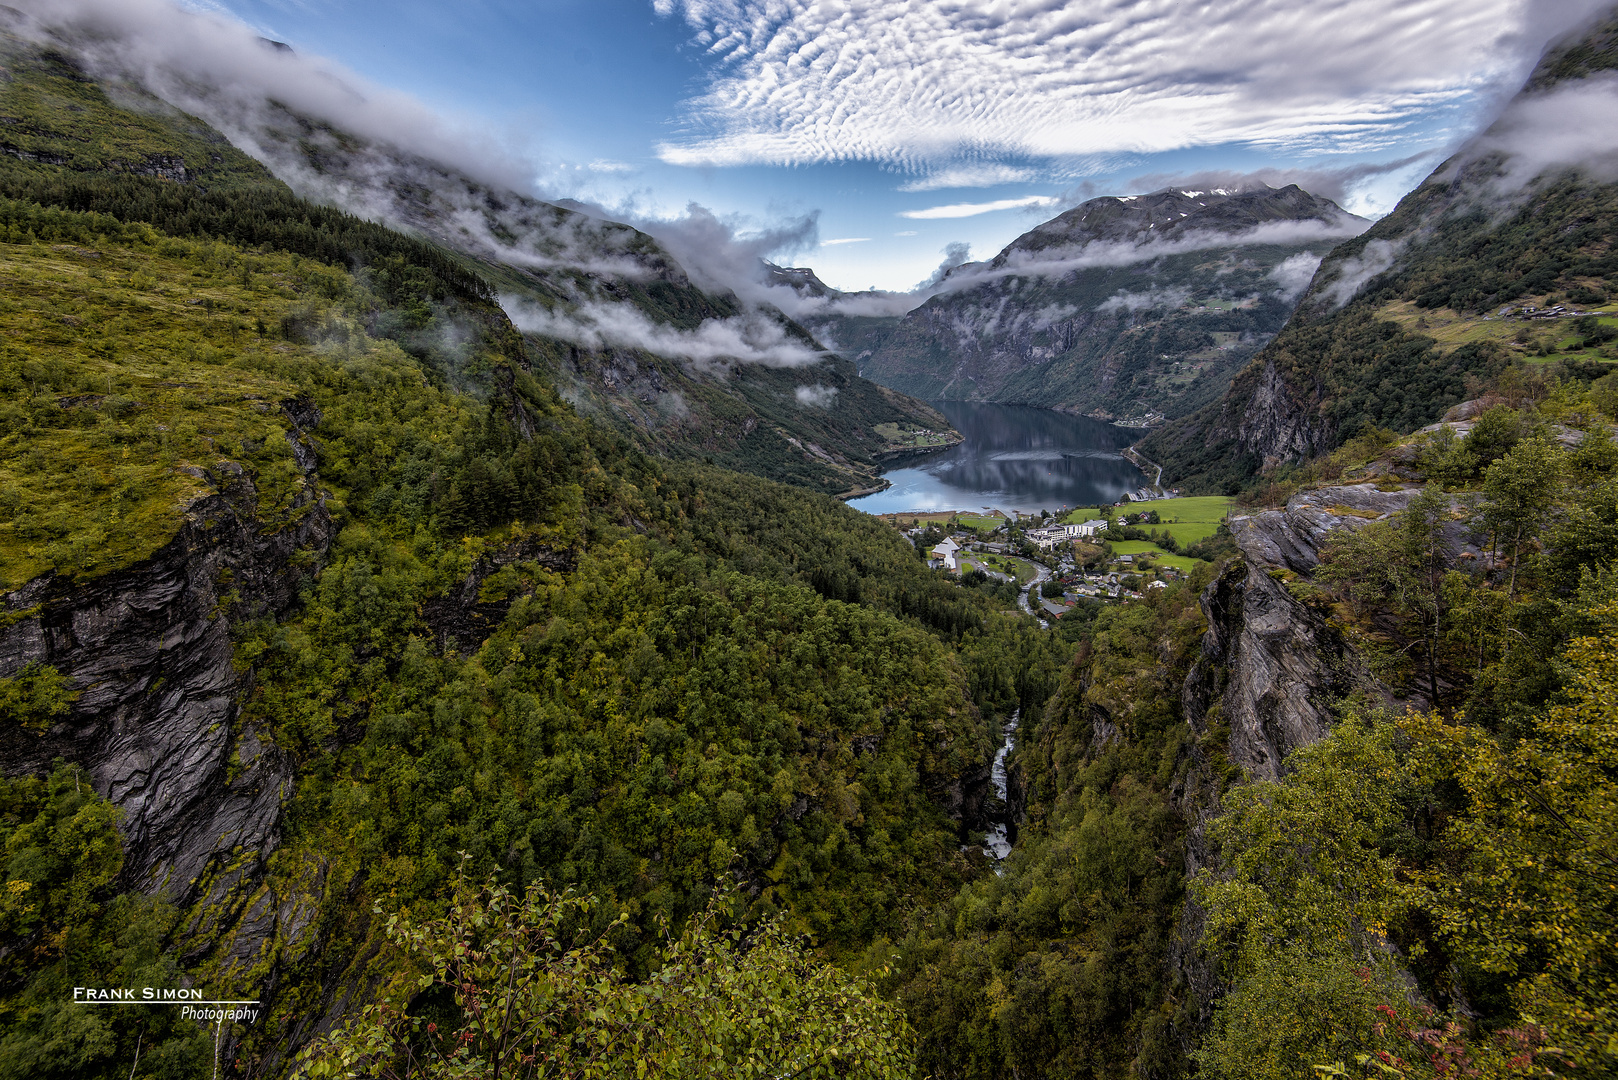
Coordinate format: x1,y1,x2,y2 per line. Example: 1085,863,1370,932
1,17,1617,1080
0,114,1067,1078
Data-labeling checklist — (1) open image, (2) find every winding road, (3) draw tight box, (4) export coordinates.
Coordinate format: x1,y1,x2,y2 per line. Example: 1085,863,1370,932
1017,561,1052,629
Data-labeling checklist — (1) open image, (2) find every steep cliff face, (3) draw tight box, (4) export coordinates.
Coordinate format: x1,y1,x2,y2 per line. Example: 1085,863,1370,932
0,409,334,901
1144,11,1618,492
860,186,1364,422
1168,482,1427,1037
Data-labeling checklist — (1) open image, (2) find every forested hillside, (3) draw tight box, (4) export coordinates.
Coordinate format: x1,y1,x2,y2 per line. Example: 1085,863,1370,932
0,32,1063,1079
1143,13,1618,494
0,33,954,499
1,9,1617,1080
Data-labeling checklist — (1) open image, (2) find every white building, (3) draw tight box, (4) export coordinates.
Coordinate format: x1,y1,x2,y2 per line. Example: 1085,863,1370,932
1072,518,1109,537
1026,527,1069,550
930,536,961,570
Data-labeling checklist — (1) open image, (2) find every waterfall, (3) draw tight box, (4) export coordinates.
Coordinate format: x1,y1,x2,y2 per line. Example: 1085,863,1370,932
983,709,1019,867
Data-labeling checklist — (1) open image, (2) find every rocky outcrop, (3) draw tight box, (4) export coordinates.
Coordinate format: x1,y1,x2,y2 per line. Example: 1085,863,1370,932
422,536,575,655
1236,358,1330,471
1228,482,1424,572
1168,482,1423,1043
0,409,335,899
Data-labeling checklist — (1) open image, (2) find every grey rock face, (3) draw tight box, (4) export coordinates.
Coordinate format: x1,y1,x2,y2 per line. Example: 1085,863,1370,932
1168,484,1413,1047
1186,558,1364,784
0,431,335,898
1237,358,1331,470
1229,482,1424,572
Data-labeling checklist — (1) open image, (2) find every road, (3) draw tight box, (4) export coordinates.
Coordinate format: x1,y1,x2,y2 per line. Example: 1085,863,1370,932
1120,446,1165,491
1017,561,1051,629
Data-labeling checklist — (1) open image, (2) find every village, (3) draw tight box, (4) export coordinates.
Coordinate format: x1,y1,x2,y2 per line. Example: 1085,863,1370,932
878,495,1232,620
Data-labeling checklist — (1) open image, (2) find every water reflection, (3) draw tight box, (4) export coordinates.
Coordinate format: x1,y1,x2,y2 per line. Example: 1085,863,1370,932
849,401,1145,515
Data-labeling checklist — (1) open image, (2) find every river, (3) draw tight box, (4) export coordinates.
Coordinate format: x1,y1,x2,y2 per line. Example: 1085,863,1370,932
849,401,1147,516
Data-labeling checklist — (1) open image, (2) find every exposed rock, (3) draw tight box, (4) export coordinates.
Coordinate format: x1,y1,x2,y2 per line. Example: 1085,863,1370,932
0,406,335,900
421,537,575,655
860,187,1358,418
1238,357,1330,471
1228,482,1424,572
1165,477,1496,1050
1410,417,1586,449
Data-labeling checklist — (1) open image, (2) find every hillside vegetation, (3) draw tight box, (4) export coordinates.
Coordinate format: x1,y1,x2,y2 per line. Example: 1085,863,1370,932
1,14,1618,1080
0,33,953,499
0,50,1066,1079
1143,14,1618,494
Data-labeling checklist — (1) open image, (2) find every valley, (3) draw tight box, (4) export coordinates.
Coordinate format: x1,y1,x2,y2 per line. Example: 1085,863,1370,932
0,6,1616,1080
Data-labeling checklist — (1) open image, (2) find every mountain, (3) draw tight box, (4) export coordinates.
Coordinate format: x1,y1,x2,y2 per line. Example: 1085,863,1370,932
857,186,1366,423
254,114,961,497
760,261,918,372
0,27,1028,1075
0,27,953,499
6,8,1618,1080
1143,12,1618,492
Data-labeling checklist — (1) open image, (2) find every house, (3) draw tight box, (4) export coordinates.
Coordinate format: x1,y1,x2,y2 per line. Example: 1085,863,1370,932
930,536,961,571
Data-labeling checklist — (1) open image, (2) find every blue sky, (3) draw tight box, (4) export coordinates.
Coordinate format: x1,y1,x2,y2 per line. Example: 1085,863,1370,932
161,0,1610,291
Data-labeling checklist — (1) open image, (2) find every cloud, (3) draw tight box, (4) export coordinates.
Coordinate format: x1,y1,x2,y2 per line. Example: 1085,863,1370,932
630,202,820,295
1269,252,1326,301
1457,72,1618,191
939,217,1368,293
820,237,871,246
1098,286,1191,313
1315,238,1407,308
794,384,838,407
651,0,1614,169
898,163,1039,191
900,196,1058,220
504,297,827,368
11,1,909,332
1118,156,1438,210
11,0,537,192
917,242,974,290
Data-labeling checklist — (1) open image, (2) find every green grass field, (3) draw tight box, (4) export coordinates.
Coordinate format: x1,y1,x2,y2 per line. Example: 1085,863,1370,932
1063,497,1230,543
1109,540,1202,573
957,513,1005,534
966,553,1038,583
1131,496,1232,544
1059,507,1110,525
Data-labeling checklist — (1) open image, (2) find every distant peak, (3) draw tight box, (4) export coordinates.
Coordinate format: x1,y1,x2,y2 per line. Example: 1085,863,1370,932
764,262,838,297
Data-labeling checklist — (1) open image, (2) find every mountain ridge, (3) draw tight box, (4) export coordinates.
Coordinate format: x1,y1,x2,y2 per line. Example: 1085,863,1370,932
1142,10,1618,492
854,184,1365,423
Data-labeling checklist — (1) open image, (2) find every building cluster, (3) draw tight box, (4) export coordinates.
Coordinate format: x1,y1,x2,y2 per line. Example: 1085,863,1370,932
914,511,1187,615
1494,303,1594,321
1025,518,1108,550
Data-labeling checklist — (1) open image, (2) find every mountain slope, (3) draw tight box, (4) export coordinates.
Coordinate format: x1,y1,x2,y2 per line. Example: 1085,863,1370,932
860,186,1366,423
1143,12,1618,492
0,33,1048,1077
0,26,953,498
137,65,957,497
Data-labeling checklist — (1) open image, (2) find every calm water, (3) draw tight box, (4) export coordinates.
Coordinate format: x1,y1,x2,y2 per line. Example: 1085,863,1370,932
848,401,1145,516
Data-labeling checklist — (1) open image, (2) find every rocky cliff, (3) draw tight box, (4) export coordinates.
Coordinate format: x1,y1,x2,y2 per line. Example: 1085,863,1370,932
1167,480,1465,1039
859,186,1366,423
0,404,333,912
1143,11,1618,492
